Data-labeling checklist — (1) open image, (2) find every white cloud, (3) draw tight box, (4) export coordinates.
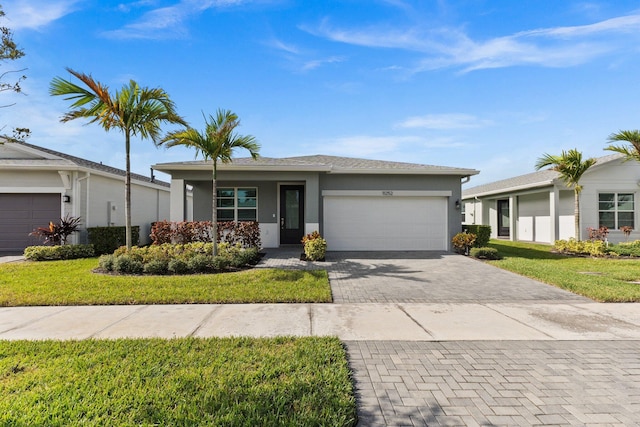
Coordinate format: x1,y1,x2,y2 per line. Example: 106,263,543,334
396,113,492,130
301,56,344,71
302,12,640,72
1,0,81,30
103,0,249,40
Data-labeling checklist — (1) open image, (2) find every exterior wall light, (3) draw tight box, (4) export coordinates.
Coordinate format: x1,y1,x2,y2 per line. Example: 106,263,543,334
455,199,461,210
63,195,71,203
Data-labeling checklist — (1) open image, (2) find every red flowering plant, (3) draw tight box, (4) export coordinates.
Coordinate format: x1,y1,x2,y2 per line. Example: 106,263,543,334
30,215,82,245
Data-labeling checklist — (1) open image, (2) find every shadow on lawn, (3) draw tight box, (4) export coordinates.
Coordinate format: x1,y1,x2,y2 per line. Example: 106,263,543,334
488,241,566,260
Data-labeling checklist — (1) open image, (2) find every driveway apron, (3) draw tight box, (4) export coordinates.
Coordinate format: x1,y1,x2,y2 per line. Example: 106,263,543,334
261,249,640,426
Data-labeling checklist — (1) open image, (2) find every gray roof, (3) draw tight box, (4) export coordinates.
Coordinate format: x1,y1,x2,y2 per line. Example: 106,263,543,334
3,141,168,187
462,153,624,198
154,154,479,176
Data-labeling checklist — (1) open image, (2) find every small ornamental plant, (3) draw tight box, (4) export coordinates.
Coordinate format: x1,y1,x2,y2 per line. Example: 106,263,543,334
301,231,327,261
451,232,476,255
30,215,82,245
620,226,633,241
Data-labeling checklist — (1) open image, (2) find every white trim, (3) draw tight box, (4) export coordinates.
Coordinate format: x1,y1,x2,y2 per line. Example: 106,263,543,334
322,190,452,197
0,187,66,193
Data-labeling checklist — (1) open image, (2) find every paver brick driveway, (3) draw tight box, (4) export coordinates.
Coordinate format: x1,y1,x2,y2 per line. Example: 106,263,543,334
325,251,589,304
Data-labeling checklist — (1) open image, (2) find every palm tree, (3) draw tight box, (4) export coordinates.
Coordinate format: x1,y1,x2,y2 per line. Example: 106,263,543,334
605,130,640,162
160,109,259,256
49,68,186,250
535,148,596,240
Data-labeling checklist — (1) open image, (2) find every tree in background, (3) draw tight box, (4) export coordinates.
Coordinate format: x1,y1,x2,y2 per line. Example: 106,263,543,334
535,148,596,240
605,130,640,162
160,109,259,256
0,4,29,141
50,68,186,250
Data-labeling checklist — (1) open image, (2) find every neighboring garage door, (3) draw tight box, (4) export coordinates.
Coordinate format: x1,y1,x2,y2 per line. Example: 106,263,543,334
0,193,61,253
323,195,448,250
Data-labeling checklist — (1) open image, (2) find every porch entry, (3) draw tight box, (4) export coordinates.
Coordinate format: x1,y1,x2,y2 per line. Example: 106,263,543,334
497,199,510,237
279,185,305,244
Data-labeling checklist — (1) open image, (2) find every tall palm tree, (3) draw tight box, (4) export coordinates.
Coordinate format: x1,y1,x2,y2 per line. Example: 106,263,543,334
535,148,596,240
605,130,640,162
49,68,186,250
160,109,259,256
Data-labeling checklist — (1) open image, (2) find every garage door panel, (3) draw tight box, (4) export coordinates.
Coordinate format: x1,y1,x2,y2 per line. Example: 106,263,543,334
323,196,447,251
0,194,61,252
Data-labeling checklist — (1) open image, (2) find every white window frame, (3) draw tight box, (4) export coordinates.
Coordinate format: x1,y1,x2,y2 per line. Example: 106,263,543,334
598,192,635,229
216,187,258,222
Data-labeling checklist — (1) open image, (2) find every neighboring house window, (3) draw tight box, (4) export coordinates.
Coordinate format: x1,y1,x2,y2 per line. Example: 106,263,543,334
461,202,466,224
598,193,634,229
217,188,257,221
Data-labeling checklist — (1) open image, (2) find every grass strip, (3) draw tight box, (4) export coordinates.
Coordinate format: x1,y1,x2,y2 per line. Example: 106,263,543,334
0,258,331,306
0,336,356,426
487,240,640,302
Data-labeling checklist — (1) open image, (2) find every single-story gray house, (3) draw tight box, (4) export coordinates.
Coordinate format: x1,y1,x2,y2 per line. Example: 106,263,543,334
462,152,638,244
153,155,479,251
0,139,171,252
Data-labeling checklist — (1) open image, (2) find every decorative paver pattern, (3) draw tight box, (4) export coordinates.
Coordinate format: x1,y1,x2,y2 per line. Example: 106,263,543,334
258,249,590,304
346,340,640,426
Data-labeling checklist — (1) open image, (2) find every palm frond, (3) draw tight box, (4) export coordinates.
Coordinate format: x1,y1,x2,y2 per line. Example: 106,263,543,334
605,130,640,162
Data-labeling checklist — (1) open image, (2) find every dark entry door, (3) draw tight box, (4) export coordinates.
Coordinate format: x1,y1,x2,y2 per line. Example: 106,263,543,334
280,185,305,244
497,199,510,237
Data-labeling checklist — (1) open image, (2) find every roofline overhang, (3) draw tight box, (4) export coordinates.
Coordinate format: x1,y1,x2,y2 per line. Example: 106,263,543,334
1,163,170,190
462,179,556,199
152,162,480,176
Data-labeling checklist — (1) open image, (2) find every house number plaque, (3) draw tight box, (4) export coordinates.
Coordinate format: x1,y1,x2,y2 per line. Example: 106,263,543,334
382,191,394,196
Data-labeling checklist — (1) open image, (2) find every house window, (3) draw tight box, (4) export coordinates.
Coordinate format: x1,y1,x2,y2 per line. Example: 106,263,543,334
216,187,257,221
598,193,634,229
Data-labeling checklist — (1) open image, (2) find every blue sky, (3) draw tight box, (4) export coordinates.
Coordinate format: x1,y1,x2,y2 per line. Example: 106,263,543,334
2,0,640,186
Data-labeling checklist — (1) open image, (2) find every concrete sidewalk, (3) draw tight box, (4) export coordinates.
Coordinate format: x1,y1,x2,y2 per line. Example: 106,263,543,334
2,302,640,341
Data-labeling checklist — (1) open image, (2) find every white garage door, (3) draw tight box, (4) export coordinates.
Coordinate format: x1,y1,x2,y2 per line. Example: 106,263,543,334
323,195,448,251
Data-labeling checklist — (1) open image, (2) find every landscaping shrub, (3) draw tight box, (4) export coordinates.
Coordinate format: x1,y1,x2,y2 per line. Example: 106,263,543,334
143,258,169,275
463,225,491,247
608,240,640,257
29,215,82,246
24,244,95,261
98,254,114,271
302,231,327,261
112,254,144,275
99,242,260,275
88,226,140,255
452,232,476,255
554,238,607,257
150,220,261,248
470,247,501,260
168,258,189,275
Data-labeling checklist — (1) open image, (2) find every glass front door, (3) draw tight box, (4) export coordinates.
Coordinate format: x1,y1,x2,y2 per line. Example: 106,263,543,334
280,185,305,244
497,199,510,237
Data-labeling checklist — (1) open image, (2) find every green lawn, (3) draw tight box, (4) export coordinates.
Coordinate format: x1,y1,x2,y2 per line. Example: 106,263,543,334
487,240,640,302
0,258,331,306
0,337,357,426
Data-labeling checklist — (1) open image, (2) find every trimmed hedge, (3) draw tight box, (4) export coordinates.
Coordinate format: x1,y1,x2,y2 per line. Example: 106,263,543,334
98,242,260,275
88,226,140,255
470,247,501,260
462,225,491,247
23,244,95,261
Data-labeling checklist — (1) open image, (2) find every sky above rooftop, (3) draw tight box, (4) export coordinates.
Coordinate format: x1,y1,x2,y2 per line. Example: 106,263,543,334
1,0,639,186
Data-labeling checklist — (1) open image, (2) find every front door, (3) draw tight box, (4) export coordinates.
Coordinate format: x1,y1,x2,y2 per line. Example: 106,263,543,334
280,185,305,244
497,199,510,237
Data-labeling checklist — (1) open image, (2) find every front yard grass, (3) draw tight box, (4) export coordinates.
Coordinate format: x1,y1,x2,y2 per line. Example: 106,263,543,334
0,336,356,426
487,240,640,302
0,258,331,306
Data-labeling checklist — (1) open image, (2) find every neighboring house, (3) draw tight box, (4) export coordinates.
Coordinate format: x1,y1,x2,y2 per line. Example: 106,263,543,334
0,139,172,253
462,153,638,244
153,155,479,251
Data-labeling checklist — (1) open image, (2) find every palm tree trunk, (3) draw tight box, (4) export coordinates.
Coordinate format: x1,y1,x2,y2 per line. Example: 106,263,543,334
211,161,218,257
125,131,132,250
574,189,580,240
